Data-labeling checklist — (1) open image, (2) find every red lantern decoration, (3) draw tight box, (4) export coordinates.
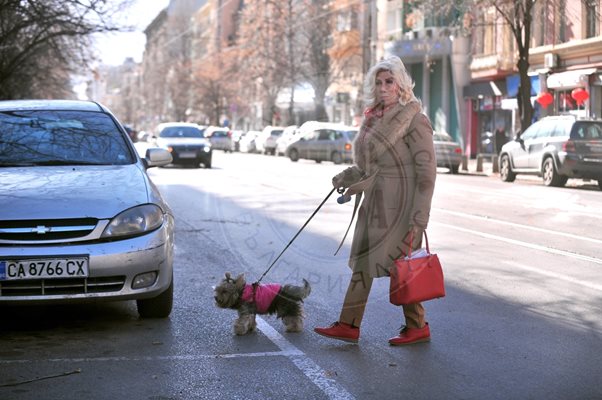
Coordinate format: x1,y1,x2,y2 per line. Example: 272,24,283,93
571,88,589,105
536,92,553,108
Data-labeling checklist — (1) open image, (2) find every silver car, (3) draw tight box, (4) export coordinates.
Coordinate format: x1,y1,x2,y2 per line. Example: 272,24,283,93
286,122,358,164
433,132,463,174
0,100,175,318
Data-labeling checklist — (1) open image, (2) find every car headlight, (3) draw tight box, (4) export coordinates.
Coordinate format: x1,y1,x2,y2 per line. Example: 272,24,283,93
101,204,164,238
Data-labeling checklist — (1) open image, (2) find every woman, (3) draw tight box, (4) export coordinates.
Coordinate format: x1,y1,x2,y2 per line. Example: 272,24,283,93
314,56,437,346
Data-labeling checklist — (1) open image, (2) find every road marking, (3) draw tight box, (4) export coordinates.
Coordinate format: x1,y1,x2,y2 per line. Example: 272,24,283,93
434,222,602,265
435,208,602,245
256,317,355,400
0,319,355,400
504,260,602,292
0,351,303,364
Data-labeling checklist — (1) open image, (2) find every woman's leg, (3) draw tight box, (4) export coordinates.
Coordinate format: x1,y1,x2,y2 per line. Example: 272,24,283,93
339,271,373,328
402,302,426,329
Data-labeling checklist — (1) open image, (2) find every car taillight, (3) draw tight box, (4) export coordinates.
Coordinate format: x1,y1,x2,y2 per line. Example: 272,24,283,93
454,147,462,154
345,143,352,151
562,141,576,152
228,131,232,138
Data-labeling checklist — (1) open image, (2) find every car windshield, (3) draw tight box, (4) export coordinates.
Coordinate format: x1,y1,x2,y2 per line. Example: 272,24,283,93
271,130,284,136
0,110,135,166
160,126,204,138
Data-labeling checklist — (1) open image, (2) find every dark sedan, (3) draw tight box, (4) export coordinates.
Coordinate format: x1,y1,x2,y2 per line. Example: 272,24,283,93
155,122,212,168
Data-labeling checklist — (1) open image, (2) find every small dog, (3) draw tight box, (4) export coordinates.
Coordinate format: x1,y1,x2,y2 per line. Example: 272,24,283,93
214,272,311,335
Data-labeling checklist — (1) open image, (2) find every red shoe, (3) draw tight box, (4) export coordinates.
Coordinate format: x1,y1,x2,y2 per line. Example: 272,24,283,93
314,321,359,343
388,323,430,346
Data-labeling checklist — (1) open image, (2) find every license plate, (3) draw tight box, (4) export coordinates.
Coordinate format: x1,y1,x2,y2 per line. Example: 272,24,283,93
179,151,197,158
0,257,89,280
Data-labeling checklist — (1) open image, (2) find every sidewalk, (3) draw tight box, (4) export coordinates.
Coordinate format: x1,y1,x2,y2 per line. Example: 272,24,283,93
457,155,498,177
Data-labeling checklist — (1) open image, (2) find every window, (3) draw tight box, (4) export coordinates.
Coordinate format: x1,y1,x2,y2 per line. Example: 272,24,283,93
585,0,600,38
521,123,541,140
317,130,335,141
572,122,602,139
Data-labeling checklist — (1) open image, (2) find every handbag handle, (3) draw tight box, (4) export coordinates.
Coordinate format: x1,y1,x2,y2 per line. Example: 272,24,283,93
407,229,430,258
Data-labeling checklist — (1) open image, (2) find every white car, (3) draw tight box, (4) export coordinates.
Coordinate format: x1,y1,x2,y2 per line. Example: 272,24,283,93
239,130,261,153
256,126,285,155
275,125,299,156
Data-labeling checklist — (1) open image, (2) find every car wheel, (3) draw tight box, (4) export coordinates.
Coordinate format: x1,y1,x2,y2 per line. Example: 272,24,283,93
331,151,343,165
598,179,602,190
137,278,173,318
450,165,459,174
500,154,516,182
542,157,567,187
205,161,212,168
289,149,299,162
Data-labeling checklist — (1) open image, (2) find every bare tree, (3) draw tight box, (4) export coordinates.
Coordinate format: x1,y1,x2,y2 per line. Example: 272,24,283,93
237,0,289,127
481,0,537,134
0,0,132,100
297,0,362,122
192,53,240,125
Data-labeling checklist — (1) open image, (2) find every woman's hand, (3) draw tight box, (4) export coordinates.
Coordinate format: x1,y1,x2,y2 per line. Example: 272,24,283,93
332,166,363,188
408,224,425,250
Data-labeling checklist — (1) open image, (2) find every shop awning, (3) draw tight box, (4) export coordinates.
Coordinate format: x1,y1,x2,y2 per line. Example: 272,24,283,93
547,68,597,89
463,80,507,98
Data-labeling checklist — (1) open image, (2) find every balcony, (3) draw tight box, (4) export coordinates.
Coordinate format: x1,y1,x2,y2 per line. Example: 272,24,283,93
470,53,515,79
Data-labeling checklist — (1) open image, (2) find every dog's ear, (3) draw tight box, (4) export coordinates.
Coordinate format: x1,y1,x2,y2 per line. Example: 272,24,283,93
234,273,245,289
224,272,232,280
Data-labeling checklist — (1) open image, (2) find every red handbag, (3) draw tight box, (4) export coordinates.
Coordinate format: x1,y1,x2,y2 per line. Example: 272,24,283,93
389,231,445,305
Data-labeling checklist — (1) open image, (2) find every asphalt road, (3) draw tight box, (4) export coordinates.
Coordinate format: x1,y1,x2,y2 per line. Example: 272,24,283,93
1,150,601,400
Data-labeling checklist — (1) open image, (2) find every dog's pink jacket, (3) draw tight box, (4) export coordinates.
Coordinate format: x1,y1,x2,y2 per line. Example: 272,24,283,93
241,284,281,313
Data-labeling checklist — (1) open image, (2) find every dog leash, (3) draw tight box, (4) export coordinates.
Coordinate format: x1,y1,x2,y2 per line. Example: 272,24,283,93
255,187,339,285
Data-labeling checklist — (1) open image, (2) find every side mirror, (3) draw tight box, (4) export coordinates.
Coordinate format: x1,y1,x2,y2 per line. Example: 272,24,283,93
144,148,172,168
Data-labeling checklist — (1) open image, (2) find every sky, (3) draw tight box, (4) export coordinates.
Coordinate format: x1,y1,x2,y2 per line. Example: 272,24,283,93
94,0,170,66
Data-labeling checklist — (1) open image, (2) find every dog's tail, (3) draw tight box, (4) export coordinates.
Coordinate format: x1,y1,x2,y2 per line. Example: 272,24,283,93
283,279,311,301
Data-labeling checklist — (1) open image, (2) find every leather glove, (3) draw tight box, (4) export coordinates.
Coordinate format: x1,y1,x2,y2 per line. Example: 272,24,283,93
332,166,363,189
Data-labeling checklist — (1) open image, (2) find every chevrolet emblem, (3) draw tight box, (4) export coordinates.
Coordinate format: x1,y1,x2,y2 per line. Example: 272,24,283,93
33,225,51,234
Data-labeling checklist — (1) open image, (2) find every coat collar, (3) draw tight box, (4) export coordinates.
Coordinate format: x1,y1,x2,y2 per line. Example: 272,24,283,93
354,101,422,172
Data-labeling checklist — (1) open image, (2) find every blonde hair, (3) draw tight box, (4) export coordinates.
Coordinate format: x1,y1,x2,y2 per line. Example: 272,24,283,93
363,56,418,108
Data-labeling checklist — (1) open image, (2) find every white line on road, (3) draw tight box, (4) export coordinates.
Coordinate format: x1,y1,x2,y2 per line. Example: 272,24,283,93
0,319,355,400
503,260,602,292
435,208,602,245
255,317,355,400
434,222,602,265
0,351,303,364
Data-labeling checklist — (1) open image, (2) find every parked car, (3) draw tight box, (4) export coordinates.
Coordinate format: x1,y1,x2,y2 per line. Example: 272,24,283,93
0,99,175,318
276,125,299,156
433,132,463,174
205,126,233,152
154,122,212,168
239,130,261,153
499,115,602,188
256,126,285,155
286,122,358,164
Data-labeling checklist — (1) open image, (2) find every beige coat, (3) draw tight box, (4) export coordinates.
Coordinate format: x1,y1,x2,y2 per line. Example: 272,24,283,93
344,101,436,278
